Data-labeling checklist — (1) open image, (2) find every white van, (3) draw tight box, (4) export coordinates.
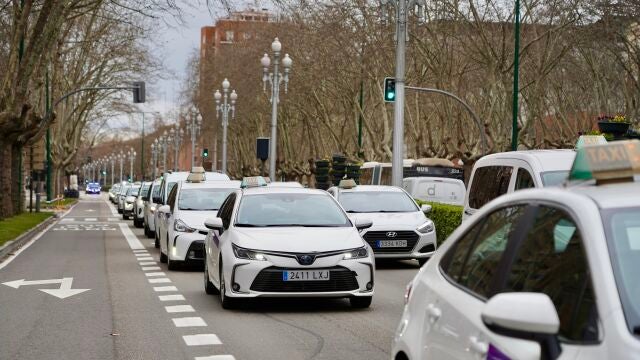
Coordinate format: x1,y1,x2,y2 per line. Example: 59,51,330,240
462,150,575,220
403,177,466,206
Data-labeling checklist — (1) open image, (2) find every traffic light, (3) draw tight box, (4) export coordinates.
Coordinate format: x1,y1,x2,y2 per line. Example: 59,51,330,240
133,81,146,103
384,77,396,102
102,170,107,176
202,148,209,158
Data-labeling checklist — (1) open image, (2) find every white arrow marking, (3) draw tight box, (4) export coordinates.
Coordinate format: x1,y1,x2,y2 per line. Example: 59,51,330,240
2,277,90,299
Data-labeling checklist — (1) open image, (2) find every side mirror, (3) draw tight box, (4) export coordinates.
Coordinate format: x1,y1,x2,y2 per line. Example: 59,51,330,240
204,217,224,231
420,204,432,214
355,219,373,231
158,205,170,214
482,292,561,360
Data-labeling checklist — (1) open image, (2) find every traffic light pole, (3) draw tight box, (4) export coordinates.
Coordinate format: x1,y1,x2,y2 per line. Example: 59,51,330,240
391,0,407,187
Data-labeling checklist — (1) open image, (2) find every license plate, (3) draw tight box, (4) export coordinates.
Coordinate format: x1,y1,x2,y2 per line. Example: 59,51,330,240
377,240,407,248
282,270,330,281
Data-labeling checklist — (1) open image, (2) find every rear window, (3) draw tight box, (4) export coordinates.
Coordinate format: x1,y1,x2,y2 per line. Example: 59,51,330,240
468,166,512,209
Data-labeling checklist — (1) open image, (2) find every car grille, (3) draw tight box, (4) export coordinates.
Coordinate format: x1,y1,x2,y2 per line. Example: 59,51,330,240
250,266,359,293
186,241,204,261
363,230,419,253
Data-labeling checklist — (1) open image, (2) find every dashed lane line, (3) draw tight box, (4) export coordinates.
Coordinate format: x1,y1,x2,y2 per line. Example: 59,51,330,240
159,294,185,301
172,317,207,327
148,278,172,284
145,272,166,277
195,356,236,360
118,223,144,250
182,334,222,346
85,218,97,221
154,286,178,292
165,305,195,313
142,266,161,271
137,257,154,261
140,261,156,266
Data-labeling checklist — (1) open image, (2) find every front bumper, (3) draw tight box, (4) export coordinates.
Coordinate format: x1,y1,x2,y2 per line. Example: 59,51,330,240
169,232,206,262
362,229,437,260
124,203,134,214
223,253,374,298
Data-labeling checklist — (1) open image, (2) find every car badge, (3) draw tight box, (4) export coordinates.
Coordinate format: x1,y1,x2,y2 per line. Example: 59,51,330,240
296,254,316,266
386,231,398,238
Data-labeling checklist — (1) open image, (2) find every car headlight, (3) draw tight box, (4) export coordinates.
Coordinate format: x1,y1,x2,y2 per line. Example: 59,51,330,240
150,206,156,213
417,220,435,234
174,219,196,233
232,244,266,261
343,247,368,260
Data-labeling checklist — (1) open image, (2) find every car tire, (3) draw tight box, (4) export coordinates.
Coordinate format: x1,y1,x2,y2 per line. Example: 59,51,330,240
159,245,167,263
144,224,150,237
117,208,123,214
418,258,429,267
122,214,128,220
219,260,238,309
350,296,372,309
154,232,160,248
204,257,219,295
134,218,142,228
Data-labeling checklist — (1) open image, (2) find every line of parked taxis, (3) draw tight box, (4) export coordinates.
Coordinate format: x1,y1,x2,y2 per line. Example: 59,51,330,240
106,137,640,360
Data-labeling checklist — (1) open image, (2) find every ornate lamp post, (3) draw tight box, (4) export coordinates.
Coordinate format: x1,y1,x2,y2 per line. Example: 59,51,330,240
151,139,158,180
187,109,203,169
110,155,115,186
261,38,292,180
127,148,136,181
118,151,124,182
170,125,184,171
161,131,168,174
214,79,238,174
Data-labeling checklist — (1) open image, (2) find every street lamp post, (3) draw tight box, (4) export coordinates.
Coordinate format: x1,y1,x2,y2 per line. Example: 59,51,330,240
151,140,158,180
261,38,292,180
380,0,427,186
171,126,183,171
119,151,124,182
161,132,168,174
128,148,136,181
215,79,238,174
110,156,115,186
187,109,203,170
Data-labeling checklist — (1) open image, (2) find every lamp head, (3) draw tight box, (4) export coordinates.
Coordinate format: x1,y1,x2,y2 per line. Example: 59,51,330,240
230,90,238,101
271,37,282,52
214,90,222,101
282,53,292,69
222,78,230,90
261,53,271,67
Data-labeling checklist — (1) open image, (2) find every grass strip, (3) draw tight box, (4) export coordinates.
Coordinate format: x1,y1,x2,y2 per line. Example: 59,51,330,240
0,212,54,247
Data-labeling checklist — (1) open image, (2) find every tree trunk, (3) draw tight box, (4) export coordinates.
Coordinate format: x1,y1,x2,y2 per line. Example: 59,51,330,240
11,144,23,214
0,139,14,218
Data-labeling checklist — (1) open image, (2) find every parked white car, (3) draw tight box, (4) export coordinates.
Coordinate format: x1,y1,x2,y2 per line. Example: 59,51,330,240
144,179,162,241
462,150,575,220
328,182,436,266
122,184,141,220
393,141,640,360
203,179,375,309
403,177,466,206
117,182,132,214
133,182,151,228
158,178,240,270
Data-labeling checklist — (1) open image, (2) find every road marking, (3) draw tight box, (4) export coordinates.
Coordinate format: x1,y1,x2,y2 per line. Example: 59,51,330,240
133,249,147,252
85,209,96,212
137,257,154,261
142,266,161,271
159,294,185,301
2,277,90,299
145,272,166,277
153,286,178,292
195,356,236,360
139,261,156,266
134,253,150,257
182,334,222,346
172,317,207,327
165,305,195,313
148,278,171,284
85,218,97,221
60,218,75,222
108,218,120,222
118,223,144,250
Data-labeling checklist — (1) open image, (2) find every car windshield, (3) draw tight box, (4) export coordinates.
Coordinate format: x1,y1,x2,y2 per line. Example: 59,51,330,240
151,183,161,198
541,171,569,187
339,191,418,213
119,186,130,195
140,184,151,197
178,188,235,211
126,186,140,196
236,193,350,227
603,207,640,335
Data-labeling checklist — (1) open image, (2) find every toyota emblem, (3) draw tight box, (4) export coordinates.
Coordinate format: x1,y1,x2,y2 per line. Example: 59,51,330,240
386,231,398,238
296,254,316,265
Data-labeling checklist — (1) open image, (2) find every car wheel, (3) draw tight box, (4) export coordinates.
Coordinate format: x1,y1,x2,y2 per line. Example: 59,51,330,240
418,258,429,267
144,224,150,237
204,256,219,295
117,208,123,214
159,241,167,263
122,214,128,220
154,231,160,248
219,260,238,309
350,296,372,309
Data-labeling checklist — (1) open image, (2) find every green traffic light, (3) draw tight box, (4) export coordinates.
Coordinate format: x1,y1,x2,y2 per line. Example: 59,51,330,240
387,92,395,100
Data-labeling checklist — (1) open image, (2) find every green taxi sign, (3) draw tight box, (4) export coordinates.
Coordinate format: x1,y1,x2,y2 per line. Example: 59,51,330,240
569,140,640,184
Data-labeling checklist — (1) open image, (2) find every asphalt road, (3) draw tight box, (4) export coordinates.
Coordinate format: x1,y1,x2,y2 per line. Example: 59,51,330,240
0,194,419,360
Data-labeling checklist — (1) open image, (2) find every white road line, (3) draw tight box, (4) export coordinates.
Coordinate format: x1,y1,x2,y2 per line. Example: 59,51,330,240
172,317,207,327
159,294,185,301
165,305,195,313
148,278,171,284
141,266,161,271
60,218,75,223
139,261,157,266
182,334,222,346
108,218,120,222
195,356,236,360
133,249,148,252
137,257,154,261
118,223,144,250
85,218,97,222
154,286,178,292
134,253,150,257
145,272,166,277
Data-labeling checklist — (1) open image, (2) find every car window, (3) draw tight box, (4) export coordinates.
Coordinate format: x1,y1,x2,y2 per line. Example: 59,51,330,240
468,166,513,209
339,191,418,213
514,168,535,190
442,205,526,299
167,186,178,212
178,188,236,211
502,206,598,342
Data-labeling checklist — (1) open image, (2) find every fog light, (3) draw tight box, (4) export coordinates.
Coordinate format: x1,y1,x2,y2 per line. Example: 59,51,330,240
366,282,373,290
232,283,240,291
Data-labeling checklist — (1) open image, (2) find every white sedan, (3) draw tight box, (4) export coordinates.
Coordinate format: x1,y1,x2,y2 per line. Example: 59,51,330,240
203,184,375,309
393,140,640,360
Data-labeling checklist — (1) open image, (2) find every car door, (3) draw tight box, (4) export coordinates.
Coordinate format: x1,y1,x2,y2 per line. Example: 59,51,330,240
463,166,514,220
422,204,528,360
160,185,178,254
210,193,236,285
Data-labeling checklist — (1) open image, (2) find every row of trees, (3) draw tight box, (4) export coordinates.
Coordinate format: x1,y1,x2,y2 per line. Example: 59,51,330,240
197,0,640,181
0,0,182,219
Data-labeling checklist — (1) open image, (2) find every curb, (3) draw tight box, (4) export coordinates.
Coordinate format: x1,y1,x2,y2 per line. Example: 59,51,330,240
0,214,60,262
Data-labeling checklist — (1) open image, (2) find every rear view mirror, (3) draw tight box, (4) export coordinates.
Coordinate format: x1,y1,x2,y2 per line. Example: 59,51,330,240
482,292,561,360
204,217,224,231
420,204,432,214
355,219,373,231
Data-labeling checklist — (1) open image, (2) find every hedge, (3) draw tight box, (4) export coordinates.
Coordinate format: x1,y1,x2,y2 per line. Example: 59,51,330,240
417,200,463,246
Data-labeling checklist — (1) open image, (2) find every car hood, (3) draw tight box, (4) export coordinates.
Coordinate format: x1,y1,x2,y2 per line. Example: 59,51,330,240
180,211,218,231
347,211,427,229
232,227,363,253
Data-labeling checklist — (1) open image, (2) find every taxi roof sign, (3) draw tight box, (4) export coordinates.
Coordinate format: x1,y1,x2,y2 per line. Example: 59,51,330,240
575,135,607,149
569,140,640,184
241,176,268,188
339,179,357,189
186,166,206,182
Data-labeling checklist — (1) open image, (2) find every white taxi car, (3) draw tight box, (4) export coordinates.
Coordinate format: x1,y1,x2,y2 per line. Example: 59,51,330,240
203,177,376,309
328,182,436,266
143,179,162,241
157,174,240,270
392,140,640,360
